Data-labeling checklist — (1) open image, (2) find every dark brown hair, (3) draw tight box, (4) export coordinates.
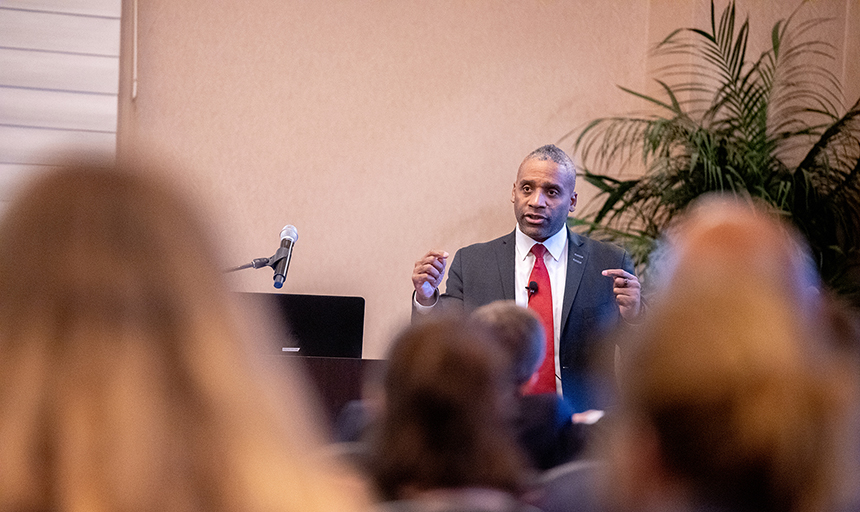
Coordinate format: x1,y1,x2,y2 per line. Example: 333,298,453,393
370,315,525,500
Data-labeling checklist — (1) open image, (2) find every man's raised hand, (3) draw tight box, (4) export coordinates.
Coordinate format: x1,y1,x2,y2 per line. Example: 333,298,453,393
602,268,641,320
412,250,449,306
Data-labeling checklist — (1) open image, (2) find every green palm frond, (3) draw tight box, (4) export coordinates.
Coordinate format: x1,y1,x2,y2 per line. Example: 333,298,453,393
563,0,860,303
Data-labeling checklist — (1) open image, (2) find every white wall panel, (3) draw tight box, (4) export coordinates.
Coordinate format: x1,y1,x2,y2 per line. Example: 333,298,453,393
0,87,117,132
2,0,120,17
0,126,116,165
0,8,120,56
0,1,119,197
0,48,118,93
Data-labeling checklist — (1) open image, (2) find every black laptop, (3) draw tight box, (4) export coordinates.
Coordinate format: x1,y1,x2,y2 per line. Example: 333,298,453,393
238,292,364,358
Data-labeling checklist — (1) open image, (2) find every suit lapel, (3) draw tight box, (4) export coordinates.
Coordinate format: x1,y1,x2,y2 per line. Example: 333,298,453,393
496,231,517,300
561,229,587,329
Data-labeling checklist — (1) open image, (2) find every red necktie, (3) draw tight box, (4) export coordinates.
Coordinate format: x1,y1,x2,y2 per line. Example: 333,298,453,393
526,244,555,394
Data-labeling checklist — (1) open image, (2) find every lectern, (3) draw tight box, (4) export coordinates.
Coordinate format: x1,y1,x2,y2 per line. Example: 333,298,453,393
237,292,371,424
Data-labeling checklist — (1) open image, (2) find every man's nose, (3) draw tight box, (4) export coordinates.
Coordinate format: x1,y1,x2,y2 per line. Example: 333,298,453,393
529,190,547,207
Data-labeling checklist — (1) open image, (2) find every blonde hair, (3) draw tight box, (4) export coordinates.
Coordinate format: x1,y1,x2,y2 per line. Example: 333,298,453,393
0,159,370,512
611,197,857,512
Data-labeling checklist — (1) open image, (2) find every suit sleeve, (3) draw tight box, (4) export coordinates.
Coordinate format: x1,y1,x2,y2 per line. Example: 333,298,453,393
438,248,465,311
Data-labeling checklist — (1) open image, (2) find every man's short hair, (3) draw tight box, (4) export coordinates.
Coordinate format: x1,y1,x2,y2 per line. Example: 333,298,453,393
525,144,576,174
472,301,545,387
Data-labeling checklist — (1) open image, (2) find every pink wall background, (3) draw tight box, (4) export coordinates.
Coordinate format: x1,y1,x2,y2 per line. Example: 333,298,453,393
117,0,859,358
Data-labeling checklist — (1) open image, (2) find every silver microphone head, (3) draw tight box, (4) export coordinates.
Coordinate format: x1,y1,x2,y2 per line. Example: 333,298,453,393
280,224,298,243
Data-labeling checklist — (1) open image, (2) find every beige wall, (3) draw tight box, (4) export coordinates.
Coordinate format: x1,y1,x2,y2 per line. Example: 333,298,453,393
117,0,858,359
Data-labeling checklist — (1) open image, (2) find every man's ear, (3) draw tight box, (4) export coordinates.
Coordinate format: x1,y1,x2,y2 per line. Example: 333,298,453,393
511,183,517,203
569,192,578,213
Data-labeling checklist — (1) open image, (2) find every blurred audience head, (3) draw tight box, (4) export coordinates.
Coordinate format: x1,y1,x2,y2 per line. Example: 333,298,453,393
472,300,545,390
648,194,822,315
369,314,525,501
608,194,858,512
0,157,369,512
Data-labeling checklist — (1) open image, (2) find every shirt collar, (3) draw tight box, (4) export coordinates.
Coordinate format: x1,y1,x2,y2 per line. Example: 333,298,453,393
515,224,568,262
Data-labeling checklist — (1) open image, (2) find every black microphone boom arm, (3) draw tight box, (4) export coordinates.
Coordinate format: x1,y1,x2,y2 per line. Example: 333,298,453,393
225,257,272,273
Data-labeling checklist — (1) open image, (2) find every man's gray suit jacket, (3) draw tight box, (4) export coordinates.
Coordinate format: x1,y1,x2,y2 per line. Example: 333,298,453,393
415,228,634,412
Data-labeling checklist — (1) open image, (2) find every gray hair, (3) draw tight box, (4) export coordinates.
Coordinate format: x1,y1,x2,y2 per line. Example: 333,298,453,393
523,145,576,189
525,144,576,174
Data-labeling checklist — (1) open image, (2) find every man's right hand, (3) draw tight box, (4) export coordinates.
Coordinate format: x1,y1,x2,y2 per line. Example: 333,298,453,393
412,250,449,306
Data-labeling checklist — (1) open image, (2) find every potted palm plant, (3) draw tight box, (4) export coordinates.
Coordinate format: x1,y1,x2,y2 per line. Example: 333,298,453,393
566,1,860,304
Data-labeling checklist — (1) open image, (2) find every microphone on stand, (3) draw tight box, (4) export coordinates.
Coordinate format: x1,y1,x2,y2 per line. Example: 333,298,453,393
527,281,538,296
224,225,298,280
272,225,298,289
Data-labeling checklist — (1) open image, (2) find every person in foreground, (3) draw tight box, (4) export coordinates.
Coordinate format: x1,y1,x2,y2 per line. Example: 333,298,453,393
0,158,371,512
412,144,641,413
604,195,859,512
368,315,540,512
472,301,586,469
334,302,586,472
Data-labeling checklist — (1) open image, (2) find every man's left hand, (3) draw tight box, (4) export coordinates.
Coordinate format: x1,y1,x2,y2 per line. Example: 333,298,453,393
602,269,641,320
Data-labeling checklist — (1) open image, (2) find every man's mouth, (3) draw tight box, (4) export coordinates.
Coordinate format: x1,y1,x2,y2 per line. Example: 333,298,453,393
524,213,546,223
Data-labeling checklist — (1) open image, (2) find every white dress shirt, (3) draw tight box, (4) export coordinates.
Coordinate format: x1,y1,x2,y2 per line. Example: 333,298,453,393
514,225,568,395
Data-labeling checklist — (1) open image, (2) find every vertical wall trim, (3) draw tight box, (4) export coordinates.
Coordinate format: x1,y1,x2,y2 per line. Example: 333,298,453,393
132,0,137,100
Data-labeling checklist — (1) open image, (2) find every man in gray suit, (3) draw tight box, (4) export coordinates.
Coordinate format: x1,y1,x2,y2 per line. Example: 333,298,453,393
412,144,641,413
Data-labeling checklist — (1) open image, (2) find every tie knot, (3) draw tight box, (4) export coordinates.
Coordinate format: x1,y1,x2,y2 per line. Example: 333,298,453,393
530,244,547,258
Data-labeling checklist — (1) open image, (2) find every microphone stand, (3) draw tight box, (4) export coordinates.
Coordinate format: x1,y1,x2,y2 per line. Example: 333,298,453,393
226,244,291,274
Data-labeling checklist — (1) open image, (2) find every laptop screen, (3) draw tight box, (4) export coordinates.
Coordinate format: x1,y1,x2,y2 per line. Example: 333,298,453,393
238,292,364,358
